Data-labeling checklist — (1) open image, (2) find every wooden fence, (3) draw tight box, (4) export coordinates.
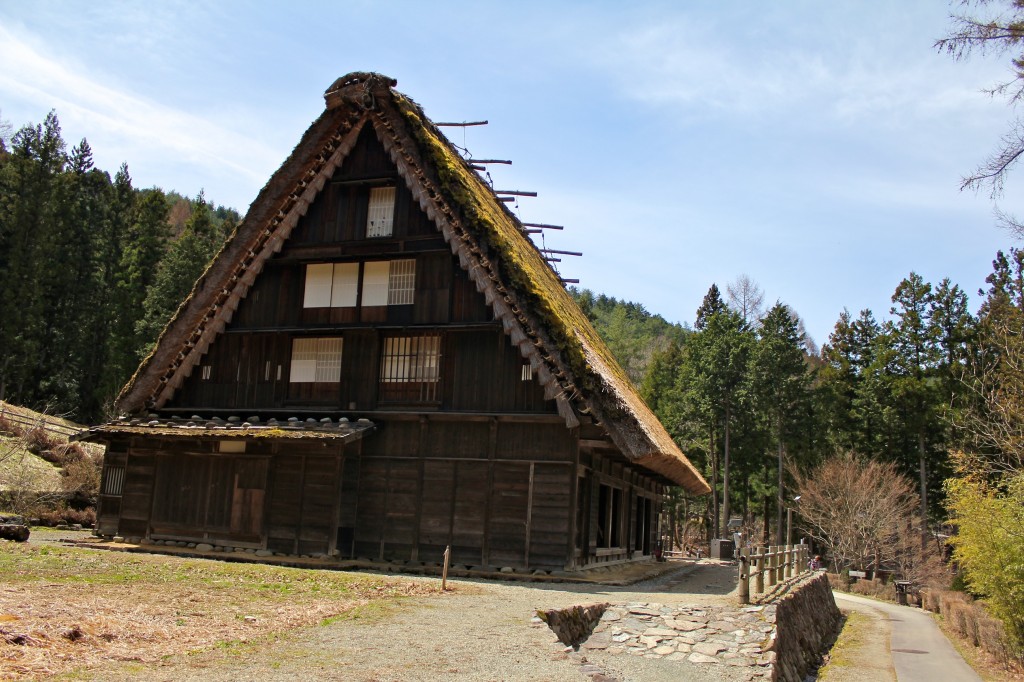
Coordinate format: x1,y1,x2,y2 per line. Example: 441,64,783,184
737,544,812,604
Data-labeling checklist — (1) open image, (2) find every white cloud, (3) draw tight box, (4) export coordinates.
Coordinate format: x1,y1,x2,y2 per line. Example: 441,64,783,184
0,24,279,191
587,15,1010,132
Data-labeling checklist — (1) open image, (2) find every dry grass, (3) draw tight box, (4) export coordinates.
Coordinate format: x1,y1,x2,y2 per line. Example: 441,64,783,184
0,539,442,679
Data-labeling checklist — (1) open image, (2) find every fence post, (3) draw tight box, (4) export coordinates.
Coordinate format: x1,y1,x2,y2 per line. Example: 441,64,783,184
442,545,451,591
754,547,764,593
766,545,775,586
785,545,793,579
738,547,750,605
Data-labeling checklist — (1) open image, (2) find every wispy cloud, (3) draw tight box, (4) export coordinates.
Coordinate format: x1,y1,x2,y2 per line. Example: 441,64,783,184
0,24,279,189
587,16,1007,131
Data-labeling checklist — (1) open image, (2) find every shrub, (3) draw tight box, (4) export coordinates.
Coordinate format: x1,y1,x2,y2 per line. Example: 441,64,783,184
946,470,1024,660
36,505,96,528
923,587,1020,668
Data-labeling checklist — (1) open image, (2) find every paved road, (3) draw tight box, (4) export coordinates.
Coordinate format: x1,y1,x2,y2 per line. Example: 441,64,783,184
833,592,981,682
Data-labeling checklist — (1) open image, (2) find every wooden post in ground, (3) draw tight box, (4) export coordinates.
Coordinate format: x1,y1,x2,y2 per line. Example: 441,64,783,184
767,546,777,587
738,547,750,605
442,545,451,591
784,545,792,579
755,547,765,594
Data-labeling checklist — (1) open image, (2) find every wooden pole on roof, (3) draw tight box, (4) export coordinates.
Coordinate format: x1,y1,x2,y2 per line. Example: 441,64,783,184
436,120,488,127
494,190,538,197
522,222,564,230
540,249,583,257
469,159,512,165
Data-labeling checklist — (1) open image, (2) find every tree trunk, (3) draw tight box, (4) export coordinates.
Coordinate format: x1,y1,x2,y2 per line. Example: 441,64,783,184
723,404,731,538
710,425,719,539
775,438,784,545
919,430,928,550
762,486,771,545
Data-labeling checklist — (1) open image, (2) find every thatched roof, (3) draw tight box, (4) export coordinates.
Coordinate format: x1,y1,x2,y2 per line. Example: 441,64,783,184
115,72,709,495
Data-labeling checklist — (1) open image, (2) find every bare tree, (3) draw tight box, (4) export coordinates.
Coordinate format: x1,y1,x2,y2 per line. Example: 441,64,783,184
955,321,1024,475
937,2,1024,233
726,274,765,325
793,452,921,576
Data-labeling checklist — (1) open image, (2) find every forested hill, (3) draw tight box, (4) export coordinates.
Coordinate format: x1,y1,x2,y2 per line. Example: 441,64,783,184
0,112,240,423
570,288,689,385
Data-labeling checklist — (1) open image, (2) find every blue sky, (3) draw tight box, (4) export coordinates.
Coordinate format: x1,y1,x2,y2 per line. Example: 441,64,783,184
1,1,1020,346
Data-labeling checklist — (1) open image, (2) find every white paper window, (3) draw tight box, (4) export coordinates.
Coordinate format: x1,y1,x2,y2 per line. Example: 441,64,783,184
289,337,343,383
201,365,212,380
388,259,416,305
303,263,334,308
331,262,359,307
304,263,359,308
366,186,396,237
363,261,391,306
521,363,533,381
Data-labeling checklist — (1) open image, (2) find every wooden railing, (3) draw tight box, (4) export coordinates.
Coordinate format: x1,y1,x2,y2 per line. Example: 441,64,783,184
737,544,812,604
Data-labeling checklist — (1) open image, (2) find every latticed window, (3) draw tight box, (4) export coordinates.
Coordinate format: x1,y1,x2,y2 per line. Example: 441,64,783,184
521,363,533,381
366,186,396,238
378,333,441,403
102,465,125,496
387,259,415,305
289,337,343,383
363,259,415,306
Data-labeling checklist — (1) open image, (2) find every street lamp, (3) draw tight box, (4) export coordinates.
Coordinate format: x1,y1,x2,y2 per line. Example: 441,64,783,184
786,495,801,547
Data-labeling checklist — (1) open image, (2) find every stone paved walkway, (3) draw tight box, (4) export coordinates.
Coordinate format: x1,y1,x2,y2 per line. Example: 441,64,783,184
534,601,777,681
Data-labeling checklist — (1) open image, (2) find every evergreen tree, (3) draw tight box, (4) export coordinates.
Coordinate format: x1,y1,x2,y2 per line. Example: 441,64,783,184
695,284,727,331
0,112,66,404
750,302,809,543
136,194,220,357
887,273,943,533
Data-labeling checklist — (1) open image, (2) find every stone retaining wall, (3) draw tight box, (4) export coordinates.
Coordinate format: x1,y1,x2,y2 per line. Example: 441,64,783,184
770,572,841,682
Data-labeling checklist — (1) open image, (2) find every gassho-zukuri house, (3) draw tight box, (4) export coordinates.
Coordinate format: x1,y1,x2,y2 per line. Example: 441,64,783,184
78,72,710,572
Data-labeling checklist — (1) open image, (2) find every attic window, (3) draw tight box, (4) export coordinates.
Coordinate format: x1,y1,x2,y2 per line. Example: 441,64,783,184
303,263,359,308
363,259,415,306
201,365,212,381
521,363,533,381
289,337,343,383
366,186,396,238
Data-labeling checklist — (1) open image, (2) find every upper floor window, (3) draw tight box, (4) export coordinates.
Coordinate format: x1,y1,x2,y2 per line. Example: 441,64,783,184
302,259,415,309
379,333,441,403
366,186,396,238
302,262,359,308
289,337,343,383
362,259,415,306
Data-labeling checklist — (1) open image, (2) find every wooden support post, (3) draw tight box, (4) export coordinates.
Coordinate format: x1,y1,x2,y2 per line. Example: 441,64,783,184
784,545,792,579
768,546,777,586
442,545,451,591
738,547,750,605
755,548,765,594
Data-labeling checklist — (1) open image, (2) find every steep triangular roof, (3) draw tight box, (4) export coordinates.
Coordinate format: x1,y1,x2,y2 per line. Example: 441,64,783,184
116,72,709,495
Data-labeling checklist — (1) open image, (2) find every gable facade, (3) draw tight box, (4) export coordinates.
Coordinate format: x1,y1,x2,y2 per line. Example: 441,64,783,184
81,73,709,571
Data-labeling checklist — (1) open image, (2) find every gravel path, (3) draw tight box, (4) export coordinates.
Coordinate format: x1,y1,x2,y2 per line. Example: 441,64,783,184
90,561,755,682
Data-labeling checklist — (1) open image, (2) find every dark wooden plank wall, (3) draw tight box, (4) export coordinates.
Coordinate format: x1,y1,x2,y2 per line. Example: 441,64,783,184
169,326,554,415
353,417,576,569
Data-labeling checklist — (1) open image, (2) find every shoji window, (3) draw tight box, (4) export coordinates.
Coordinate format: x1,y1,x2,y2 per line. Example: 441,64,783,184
303,263,359,308
366,186,396,238
363,259,416,306
289,338,343,383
